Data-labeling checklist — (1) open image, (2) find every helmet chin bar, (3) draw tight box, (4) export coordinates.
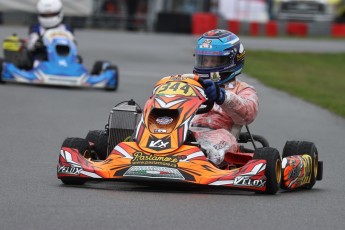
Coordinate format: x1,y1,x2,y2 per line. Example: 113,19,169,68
194,64,242,85
217,66,243,85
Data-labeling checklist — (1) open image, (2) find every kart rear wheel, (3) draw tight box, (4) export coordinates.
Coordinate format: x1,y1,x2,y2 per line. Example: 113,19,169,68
105,65,119,91
86,130,109,160
62,137,91,156
282,141,299,158
0,58,6,84
281,141,319,190
253,147,282,194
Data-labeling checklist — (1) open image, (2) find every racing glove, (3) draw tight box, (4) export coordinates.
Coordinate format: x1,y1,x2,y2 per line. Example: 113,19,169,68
203,79,225,105
34,39,45,50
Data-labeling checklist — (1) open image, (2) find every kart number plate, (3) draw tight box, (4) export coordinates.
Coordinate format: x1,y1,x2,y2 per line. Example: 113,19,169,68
156,82,196,96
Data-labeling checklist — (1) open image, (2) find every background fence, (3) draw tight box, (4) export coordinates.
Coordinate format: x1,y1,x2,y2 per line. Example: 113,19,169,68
1,0,345,38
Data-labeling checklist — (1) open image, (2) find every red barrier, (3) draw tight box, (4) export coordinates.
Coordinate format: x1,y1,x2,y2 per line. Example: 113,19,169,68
250,22,260,36
332,24,345,38
228,20,240,34
192,13,217,35
266,21,278,37
286,22,308,37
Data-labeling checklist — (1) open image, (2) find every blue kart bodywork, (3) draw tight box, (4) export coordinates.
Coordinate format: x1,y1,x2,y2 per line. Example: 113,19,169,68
1,30,118,90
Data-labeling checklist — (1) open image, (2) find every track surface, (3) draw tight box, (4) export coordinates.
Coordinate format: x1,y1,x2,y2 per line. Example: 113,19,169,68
1,26,345,230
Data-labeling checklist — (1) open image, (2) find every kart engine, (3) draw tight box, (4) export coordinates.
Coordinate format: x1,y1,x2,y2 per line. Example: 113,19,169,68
107,100,141,153
3,34,32,68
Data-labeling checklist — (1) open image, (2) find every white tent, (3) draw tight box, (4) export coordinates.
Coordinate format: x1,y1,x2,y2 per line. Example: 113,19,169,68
0,0,93,16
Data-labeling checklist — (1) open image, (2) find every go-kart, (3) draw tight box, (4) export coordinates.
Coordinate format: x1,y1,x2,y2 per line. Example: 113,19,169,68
57,74,323,194
0,29,118,91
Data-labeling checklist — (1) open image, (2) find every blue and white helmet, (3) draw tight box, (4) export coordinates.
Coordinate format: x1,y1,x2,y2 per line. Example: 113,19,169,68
193,29,245,85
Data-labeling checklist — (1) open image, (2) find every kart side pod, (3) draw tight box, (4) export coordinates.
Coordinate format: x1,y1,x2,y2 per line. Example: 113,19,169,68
106,99,142,153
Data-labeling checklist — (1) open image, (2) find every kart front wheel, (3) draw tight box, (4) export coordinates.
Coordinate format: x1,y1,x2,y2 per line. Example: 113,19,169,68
60,137,92,185
105,65,119,91
61,137,91,158
253,147,282,194
60,178,86,185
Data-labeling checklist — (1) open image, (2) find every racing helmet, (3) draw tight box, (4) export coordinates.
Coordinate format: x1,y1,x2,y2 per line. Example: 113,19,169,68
193,29,246,85
37,0,64,29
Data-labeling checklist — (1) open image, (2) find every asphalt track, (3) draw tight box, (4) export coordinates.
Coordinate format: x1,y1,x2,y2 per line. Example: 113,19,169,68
1,26,345,230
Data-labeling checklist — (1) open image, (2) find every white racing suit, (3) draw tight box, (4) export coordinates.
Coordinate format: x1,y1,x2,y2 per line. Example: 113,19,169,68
191,79,259,167
27,23,74,51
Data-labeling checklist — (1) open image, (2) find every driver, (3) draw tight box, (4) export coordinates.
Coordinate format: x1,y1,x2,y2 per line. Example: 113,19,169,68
27,0,74,57
191,29,259,168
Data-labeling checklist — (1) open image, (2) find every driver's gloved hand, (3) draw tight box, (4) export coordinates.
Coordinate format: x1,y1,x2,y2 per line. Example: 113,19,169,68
203,79,225,105
34,39,45,50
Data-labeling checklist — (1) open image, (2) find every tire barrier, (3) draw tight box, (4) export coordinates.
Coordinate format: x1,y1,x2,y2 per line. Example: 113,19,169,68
191,13,345,38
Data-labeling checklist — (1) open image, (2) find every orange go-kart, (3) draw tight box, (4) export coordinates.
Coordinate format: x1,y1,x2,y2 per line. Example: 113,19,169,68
57,74,323,194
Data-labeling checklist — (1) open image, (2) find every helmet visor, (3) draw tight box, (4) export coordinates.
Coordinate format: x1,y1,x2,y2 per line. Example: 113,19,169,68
195,55,232,69
39,11,60,18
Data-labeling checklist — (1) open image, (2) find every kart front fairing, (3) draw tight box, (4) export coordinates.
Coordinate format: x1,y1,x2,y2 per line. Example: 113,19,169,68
134,76,207,154
1,29,116,88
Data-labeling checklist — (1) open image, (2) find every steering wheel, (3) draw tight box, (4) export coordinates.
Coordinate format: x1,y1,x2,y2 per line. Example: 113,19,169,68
195,77,214,114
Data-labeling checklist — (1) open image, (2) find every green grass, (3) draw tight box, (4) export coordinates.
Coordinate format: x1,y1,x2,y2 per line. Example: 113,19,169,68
243,50,345,117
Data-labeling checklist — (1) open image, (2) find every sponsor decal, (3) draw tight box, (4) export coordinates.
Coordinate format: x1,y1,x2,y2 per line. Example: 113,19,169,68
210,72,221,82
283,154,312,188
124,166,185,179
300,154,312,184
48,31,70,39
169,75,185,81
58,60,68,67
223,50,231,55
147,135,171,150
154,129,167,133
131,151,179,168
200,39,212,48
156,116,173,125
236,50,246,61
195,50,223,55
213,141,229,150
57,165,82,175
234,176,266,188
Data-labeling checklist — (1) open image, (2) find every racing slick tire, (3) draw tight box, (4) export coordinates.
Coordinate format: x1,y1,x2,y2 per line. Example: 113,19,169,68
105,65,119,91
91,60,105,75
60,137,91,185
86,130,109,160
253,147,282,194
281,141,320,190
0,58,6,84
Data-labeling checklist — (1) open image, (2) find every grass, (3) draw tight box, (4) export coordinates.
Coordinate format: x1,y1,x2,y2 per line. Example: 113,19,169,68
243,50,345,118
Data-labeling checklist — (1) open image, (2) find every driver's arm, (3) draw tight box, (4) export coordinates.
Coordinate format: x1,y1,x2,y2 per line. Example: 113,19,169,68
220,84,258,125
27,33,40,51
27,24,40,51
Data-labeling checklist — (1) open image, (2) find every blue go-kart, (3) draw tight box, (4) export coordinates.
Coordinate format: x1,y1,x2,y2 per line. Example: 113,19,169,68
0,29,118,91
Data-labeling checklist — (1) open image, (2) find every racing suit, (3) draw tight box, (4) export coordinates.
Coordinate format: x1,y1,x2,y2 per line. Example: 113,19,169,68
27,23,74,51
26,23,74,67
191,78,259,167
